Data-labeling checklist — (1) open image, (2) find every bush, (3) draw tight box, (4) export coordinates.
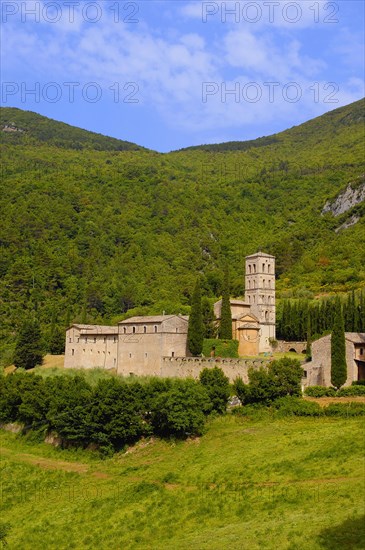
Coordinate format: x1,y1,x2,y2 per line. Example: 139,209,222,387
304,385,365,397
233,358,304,406
273,396,323,417
149,379,211,438
46,375,93,445
337,386,365,397
88,378,149,450
304,386,337,397
199,367,230,413
352,380,365,386
233,377,250,405
202,339,239,358
324,403,365,417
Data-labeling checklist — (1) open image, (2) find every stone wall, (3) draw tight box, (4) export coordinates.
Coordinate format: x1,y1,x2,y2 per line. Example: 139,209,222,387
161,357,269,382
276,341,307,354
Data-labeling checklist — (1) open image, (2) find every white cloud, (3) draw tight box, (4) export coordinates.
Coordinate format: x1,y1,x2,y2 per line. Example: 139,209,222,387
1,1,362,142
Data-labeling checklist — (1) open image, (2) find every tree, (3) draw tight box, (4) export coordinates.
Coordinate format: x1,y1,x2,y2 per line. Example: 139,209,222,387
201,296,216,338
219,267,232,340
187,278,204,356
234,358,303,405
331,298,347,389
13,318,44,370
199,367,230,413
48,325,65,355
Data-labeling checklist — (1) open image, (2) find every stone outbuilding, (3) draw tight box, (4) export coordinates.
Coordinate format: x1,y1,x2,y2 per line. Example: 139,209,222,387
304,332,365,387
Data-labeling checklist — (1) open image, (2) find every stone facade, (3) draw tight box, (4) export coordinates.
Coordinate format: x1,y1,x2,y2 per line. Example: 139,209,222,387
65,251,277,375
303,333,365,387
245,252,276,352
161,357,269,382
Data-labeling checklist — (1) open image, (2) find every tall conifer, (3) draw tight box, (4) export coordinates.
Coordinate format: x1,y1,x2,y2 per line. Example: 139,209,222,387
219,268,232,340
331,298,347,389
187,278,204,356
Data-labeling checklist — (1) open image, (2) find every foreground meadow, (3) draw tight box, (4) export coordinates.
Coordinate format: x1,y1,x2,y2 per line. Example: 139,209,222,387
1,414,364,549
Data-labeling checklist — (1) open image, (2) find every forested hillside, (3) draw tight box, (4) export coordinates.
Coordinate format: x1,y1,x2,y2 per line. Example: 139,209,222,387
0,100,364,363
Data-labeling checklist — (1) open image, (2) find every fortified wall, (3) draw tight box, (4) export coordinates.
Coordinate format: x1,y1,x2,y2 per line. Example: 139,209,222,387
161,357,269,383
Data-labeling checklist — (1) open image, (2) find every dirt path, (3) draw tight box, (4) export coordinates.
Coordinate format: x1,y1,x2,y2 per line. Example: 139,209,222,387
0,447,110,478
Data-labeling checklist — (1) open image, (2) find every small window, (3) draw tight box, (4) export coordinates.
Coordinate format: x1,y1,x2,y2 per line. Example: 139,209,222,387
132,327,136,334
123,327,126,334
94,337,96,343
145,352,148,358
268,265,271,273
72,349,74,356
103,336,106,343
144,326,147,333
83,349,85,353
253,264,256,273
262,263,265,272
303,370,308,378
69,337,72,343
172,351,175,357
113,336,117,343
176,328,178,333
129,353,132,358
154,326,158,333
360,348,364,355
85,337,88,344
249,265,252,274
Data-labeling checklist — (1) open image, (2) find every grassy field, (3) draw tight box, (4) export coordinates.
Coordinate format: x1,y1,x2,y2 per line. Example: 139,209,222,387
1,414,364,549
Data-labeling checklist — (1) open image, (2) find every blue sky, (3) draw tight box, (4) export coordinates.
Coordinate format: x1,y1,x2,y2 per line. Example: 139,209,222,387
1,0,364,152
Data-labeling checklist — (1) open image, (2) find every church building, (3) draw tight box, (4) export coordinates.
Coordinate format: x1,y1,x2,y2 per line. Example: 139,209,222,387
64,251,276,374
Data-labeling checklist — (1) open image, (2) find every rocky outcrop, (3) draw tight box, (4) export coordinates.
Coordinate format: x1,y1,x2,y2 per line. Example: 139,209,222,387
322,178,365,217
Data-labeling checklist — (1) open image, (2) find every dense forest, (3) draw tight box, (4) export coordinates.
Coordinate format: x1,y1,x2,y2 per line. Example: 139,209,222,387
0,100,364,363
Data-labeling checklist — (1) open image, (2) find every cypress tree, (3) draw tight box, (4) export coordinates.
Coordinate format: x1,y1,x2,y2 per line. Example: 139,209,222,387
331,298,347,389
201,296,216,339
13,318,44,370
306,313,312,360
219,267,232,340
187,278,204,356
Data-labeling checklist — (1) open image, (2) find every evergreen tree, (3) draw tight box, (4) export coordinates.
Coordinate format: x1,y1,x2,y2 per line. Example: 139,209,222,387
219,267,232,340
187,278,204,356
306,313,312,360
331,298,347,389
13,318,44,370
49,325,65,354
201,296,216,339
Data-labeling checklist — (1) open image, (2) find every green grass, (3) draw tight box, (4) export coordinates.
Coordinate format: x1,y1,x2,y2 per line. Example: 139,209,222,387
1,414,364,549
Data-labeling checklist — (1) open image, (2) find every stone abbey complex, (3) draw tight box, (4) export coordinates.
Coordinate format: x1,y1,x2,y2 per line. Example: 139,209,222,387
65,251,276,378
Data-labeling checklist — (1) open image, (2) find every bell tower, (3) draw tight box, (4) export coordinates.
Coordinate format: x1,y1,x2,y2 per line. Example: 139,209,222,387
245,251,276,352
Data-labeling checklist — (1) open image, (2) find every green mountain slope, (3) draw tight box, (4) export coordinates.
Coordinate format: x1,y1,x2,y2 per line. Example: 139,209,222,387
0,107,146,151
0,100,364,361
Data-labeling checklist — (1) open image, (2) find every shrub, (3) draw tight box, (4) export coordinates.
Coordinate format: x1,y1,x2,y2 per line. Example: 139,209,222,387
352,380,365,386
337,385,365,396
233,377,250,405
88,378,149,449
236,358,304,406
149,379,211,438
273,396,323,417
324,403,365,417
304,386,337,397
46,375,93,445
199,367,230,414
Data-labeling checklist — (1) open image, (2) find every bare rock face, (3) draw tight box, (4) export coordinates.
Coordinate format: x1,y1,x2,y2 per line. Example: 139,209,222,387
322,177,365,217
